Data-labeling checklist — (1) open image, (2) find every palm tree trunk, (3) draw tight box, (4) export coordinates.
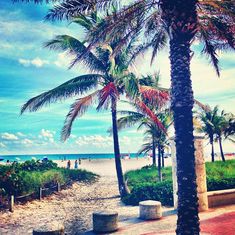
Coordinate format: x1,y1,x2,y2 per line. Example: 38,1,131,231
111,98,129,197
218,136,225,162
164,0,200,232
161,147,165,168
210,137,215,162
157,145,162,182
152,137,157,166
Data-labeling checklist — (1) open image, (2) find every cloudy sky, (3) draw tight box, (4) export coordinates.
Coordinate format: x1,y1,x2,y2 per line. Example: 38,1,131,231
0,1,235,155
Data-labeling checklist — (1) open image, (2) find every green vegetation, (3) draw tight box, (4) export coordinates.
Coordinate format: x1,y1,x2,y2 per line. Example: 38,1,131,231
123,160,235,206
0,160,98,199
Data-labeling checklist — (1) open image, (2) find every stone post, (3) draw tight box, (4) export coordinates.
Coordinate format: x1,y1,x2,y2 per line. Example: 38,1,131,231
194,136,208,211
170,138,178,209
170,136,208,211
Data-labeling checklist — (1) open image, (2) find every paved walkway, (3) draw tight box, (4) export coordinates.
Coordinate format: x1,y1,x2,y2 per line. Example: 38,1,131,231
85,204,235,235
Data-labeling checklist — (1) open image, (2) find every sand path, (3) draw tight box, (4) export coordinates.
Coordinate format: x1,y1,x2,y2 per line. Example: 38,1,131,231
0,176,138,235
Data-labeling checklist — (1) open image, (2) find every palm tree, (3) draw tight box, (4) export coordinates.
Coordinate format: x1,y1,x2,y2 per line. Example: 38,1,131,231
20,12,149,198
16,0,235,233
213,110,228,162
198,105,230,162
198,106,218,162
116,74,171,181
224,113,235,142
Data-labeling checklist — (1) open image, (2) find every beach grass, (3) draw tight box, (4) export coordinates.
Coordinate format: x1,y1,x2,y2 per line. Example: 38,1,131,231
123,159,235,206
0,160,98,200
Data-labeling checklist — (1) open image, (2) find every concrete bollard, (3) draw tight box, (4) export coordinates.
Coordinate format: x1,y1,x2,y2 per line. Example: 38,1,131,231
139,200,162,220
33,222,64,235
93,210,118,233
9,195,14,213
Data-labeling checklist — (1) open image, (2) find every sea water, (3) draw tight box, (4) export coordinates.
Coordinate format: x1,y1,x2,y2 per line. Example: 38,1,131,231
0,153,141,162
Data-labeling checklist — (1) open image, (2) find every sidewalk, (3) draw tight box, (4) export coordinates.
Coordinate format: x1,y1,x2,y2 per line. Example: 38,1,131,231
84,204,235,235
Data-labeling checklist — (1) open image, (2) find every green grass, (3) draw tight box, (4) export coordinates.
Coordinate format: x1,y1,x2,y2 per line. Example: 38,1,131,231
0,160,98,198
123,159,235,206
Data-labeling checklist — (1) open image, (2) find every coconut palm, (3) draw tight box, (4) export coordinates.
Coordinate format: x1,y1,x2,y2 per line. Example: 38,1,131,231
116,74,171,180
20,12,158,197
198,106,218,162
213,110,229,162
16,0,235,233
198,105,231,162
224,113,235,142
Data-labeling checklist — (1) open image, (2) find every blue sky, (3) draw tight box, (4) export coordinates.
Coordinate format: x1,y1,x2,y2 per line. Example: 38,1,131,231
0,1,235,155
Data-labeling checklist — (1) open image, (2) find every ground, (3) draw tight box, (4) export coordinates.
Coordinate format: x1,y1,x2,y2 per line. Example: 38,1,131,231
0,176,139,235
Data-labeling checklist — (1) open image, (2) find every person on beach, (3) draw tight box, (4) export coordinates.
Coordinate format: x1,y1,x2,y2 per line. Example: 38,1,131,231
67,160,71,169
74,160,78,169
79,158,81,165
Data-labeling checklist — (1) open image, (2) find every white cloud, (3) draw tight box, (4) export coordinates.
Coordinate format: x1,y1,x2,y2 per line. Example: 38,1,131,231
54,52,70,68
40,129,54,138
16,132,25,137
21,139,33,145
19,57,48,68
75,135,113,148
0,142,6,148
0,133,18,140
70,134,77,139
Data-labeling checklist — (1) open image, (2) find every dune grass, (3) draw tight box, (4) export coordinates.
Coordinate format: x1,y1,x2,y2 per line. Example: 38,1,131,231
123,159,235,206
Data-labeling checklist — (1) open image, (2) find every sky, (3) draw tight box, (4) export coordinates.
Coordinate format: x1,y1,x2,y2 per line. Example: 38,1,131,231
0,1,235,155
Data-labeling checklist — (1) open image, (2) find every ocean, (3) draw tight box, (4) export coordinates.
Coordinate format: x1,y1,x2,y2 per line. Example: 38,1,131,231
0,153,140,162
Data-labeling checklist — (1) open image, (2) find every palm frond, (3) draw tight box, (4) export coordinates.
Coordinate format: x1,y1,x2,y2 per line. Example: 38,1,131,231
136,99,166,133
150,28,168,65
97,82,119,111
138,142,152,155
139,85,170,108
199,27,220,76
61,90,98,141
45,0,119,21
21,74,101,114
117,113,144,130
13,0,58,3
45,35,106,71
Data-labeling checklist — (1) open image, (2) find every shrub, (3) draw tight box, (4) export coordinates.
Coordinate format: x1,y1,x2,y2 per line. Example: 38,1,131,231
123,160,235,206
0,162,98,198
15,160,57,172
123,181,173,206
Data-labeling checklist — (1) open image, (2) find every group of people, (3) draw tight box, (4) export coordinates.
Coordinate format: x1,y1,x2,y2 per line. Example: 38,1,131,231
66,159,81,169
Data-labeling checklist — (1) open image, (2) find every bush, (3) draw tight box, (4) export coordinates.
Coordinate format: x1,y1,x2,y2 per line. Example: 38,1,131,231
123,181,173,206
123,160,235,206
15,160,57,172
0,161,98,198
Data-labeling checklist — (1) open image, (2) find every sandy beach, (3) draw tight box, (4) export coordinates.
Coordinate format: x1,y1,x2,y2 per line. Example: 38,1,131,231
0,158,161,234
55,157,173,176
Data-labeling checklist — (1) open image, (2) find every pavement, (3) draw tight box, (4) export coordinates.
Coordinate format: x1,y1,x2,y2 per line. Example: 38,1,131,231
84,204,235,235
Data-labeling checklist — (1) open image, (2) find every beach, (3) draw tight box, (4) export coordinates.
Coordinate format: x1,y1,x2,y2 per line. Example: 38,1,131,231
55,157,173,176
0,158,156,234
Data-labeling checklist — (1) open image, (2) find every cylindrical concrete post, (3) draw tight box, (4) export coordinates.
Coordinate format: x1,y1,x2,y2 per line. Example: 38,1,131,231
93,211,118,233
33,222,64,235
194,136,208,212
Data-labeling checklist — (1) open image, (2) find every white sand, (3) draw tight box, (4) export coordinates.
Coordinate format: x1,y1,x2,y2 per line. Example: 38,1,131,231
56,157,173,176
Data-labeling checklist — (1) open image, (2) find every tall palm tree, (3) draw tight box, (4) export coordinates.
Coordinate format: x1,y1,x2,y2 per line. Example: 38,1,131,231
213,110,228,162
20,12,153,197
198,106,218,162
198,105,230,162
224,113,235,142
116,74,171,181
16,0,235,233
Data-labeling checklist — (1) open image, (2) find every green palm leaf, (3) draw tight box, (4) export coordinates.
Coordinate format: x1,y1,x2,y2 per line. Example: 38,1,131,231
21,74,101,114
45,35,106,71
61,90,99,141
